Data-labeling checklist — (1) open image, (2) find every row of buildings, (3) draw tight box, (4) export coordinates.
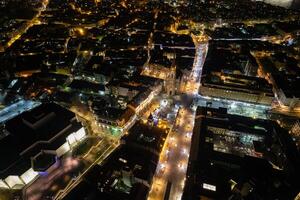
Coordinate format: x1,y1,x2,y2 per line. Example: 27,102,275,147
199,41,275,106
199,32,300,111
62,122,168,200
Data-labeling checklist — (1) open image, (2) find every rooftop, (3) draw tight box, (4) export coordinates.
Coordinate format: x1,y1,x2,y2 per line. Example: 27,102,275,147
0,103,81,178
183,107,300,200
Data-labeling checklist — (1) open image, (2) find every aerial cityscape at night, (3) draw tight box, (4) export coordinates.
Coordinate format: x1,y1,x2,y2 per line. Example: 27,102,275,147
0,0,299,200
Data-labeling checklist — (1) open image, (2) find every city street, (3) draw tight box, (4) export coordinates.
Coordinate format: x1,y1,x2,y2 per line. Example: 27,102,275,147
148,39,208,200
4,0,49,51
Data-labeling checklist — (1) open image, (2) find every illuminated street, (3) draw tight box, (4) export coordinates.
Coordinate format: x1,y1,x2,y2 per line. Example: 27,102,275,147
4,0,49,51
148,38,208,200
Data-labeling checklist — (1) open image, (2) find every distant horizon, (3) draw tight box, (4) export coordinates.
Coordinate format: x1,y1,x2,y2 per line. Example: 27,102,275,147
254,0,300,9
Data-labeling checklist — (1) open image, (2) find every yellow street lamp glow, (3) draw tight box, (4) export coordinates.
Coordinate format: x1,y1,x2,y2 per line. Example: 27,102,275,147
77,28,86,36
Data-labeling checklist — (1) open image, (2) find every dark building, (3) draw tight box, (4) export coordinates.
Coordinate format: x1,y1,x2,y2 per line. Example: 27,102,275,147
63,122,167,200
0,103,86,189
183,107,300,200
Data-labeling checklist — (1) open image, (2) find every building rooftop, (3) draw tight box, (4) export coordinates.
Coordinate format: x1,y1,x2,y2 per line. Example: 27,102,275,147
123,122,167,155
258,55,300,98
201,41,274,97
183,107,300,200
0,103,81,178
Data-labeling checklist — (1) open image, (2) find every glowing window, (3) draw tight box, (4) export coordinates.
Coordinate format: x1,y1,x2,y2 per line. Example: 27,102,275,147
67,134,76,146
5,176,24,189
74,127,86,141
56,142,70,157
203,183,216,191
0,180,9,189
20,168,38,184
